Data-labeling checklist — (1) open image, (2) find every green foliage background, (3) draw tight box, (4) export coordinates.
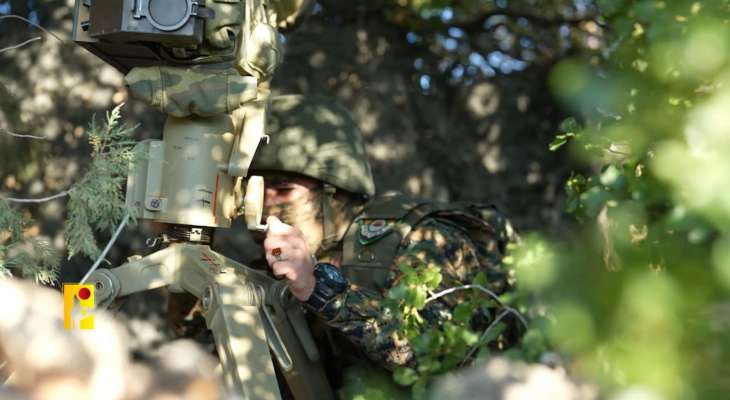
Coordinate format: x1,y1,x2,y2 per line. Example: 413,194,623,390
383,1,730,399
537,1,730,398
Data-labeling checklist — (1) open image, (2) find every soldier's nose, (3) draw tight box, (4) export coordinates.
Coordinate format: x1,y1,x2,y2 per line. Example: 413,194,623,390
264,188,280,207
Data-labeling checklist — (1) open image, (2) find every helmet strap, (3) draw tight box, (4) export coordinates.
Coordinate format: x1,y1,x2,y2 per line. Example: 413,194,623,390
320,183,339,253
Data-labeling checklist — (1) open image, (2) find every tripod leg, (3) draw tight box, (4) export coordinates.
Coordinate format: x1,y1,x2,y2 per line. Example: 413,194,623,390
87,243,303,398
88,246,184,309
201,272,280,400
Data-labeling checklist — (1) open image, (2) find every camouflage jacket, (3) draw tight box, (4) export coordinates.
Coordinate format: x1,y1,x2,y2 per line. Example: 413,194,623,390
314,194,511,371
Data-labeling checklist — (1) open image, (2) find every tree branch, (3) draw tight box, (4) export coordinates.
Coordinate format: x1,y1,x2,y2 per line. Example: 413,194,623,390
425,284,528,328
0,15,65,43
0,188,75,203
461,309,511,366
80,212,131,284
0,36,41,54
1,128,48,140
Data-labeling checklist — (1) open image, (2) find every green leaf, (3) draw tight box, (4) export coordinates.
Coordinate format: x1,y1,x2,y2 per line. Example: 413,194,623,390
473,271,488,287
412,376,429,397
427,360,442,373
413,286,427,309
393,367,419,386
453,302,473,323
549,136,569,151
422,266,443,289
400,264,415,275
600,164,625,190
580,186,613,217
565,196,582,214
521,328,548,361
459,327,480,346
412,332,433,354
549,131,579,151
388,284,407,301
483,322,507,344
560,117,579,132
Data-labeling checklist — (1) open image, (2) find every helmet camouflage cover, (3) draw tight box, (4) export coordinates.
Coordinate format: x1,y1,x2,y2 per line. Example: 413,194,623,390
251,95,376,197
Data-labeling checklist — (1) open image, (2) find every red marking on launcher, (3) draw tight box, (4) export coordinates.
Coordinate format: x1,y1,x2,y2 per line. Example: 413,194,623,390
200,250,221,272
201,252,216,264
212,174,220,224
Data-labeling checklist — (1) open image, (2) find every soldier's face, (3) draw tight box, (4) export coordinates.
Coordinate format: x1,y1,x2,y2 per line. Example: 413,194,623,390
263,173,318,209
262,173,324,252
263,173,322,228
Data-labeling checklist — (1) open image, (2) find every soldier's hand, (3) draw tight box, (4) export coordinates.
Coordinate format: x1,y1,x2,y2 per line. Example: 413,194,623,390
263,216,316,301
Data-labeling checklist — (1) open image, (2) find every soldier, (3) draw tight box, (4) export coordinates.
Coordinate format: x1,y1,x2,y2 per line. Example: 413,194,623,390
250,94,517,380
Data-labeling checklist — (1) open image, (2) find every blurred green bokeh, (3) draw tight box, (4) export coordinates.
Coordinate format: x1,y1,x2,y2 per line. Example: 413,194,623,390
540,1,730,398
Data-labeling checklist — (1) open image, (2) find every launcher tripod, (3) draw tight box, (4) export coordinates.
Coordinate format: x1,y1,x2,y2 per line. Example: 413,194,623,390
71,0,333,398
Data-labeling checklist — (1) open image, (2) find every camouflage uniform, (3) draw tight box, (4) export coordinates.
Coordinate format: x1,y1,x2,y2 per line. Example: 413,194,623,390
316,195,510,371
250,95,513,373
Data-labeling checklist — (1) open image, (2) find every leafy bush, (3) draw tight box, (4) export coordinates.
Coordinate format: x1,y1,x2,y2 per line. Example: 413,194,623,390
542,1,730,398
0,104,137,283
388,1,730,398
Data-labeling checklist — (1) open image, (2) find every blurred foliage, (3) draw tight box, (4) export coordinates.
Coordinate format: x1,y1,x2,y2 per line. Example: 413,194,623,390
381,0,730,398
386,259,530,397
0,104,137,283
0,200,60,284
339,361,411,400
542,0,730,398
386,263,473,394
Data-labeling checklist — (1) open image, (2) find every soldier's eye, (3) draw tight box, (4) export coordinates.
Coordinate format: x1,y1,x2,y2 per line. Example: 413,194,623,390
271,182,295,192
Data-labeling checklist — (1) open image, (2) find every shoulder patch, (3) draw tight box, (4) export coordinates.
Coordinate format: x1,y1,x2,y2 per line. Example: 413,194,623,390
358,218,397,245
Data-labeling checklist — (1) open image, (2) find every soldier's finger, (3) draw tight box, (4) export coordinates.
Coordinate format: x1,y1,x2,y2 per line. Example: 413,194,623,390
264,235,307,256
263,236,289,253
264,238,300,256
264,245,307,267
266,216,295,235
271,261,299,281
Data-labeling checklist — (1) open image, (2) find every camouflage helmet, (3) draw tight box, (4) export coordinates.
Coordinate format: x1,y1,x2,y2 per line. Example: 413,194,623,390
251,95,376,197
